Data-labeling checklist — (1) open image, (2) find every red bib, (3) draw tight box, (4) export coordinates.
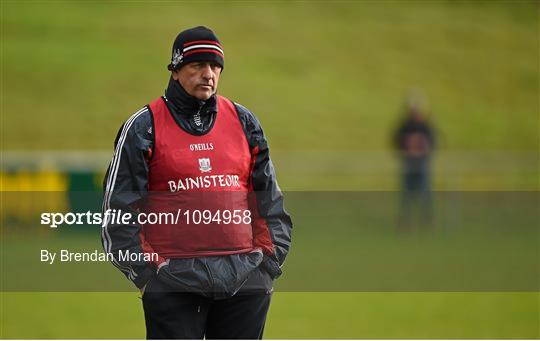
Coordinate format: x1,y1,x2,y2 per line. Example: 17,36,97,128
141,96,255,258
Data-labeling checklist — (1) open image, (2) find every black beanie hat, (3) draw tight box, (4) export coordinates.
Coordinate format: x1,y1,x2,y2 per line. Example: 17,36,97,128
167,26,224,71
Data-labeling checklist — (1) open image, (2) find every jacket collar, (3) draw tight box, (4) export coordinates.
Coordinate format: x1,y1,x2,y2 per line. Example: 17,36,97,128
164,76,217,117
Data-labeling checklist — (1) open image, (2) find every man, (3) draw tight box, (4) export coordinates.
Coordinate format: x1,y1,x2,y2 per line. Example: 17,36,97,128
393,99,436,228
101,26,292,339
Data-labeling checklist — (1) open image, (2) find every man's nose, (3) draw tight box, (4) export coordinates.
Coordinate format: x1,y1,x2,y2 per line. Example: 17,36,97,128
201,64,214,79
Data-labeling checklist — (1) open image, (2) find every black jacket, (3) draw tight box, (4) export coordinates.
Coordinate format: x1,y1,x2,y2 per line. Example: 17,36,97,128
101,78,292,298
393,117,436,173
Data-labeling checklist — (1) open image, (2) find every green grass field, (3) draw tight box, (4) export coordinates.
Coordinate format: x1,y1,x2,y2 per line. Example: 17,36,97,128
2,292,538,339
1,1,539,339
1,192,538,338
2,1,538,151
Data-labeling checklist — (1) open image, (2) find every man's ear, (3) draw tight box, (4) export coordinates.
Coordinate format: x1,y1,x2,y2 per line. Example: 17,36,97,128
171,70,180,81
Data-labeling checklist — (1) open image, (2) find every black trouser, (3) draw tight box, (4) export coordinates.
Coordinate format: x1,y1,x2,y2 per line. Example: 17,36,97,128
142,276,272,339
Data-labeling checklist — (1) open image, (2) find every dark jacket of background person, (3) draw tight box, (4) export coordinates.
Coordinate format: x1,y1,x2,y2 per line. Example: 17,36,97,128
393,107,436,191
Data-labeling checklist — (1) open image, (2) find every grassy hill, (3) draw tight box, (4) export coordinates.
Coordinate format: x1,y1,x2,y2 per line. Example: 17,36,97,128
2,1,538,151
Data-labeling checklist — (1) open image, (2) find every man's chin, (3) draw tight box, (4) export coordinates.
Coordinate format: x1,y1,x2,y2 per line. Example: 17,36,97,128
194,90,214,101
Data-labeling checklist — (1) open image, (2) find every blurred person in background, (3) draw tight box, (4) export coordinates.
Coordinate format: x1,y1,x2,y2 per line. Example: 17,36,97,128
393,93,436,230
101,26,292,339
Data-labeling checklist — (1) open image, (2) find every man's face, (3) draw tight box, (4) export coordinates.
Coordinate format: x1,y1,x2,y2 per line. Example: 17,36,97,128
172,61,222,101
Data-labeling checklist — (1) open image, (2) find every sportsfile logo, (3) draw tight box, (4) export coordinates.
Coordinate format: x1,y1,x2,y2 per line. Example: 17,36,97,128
40,208,251,229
